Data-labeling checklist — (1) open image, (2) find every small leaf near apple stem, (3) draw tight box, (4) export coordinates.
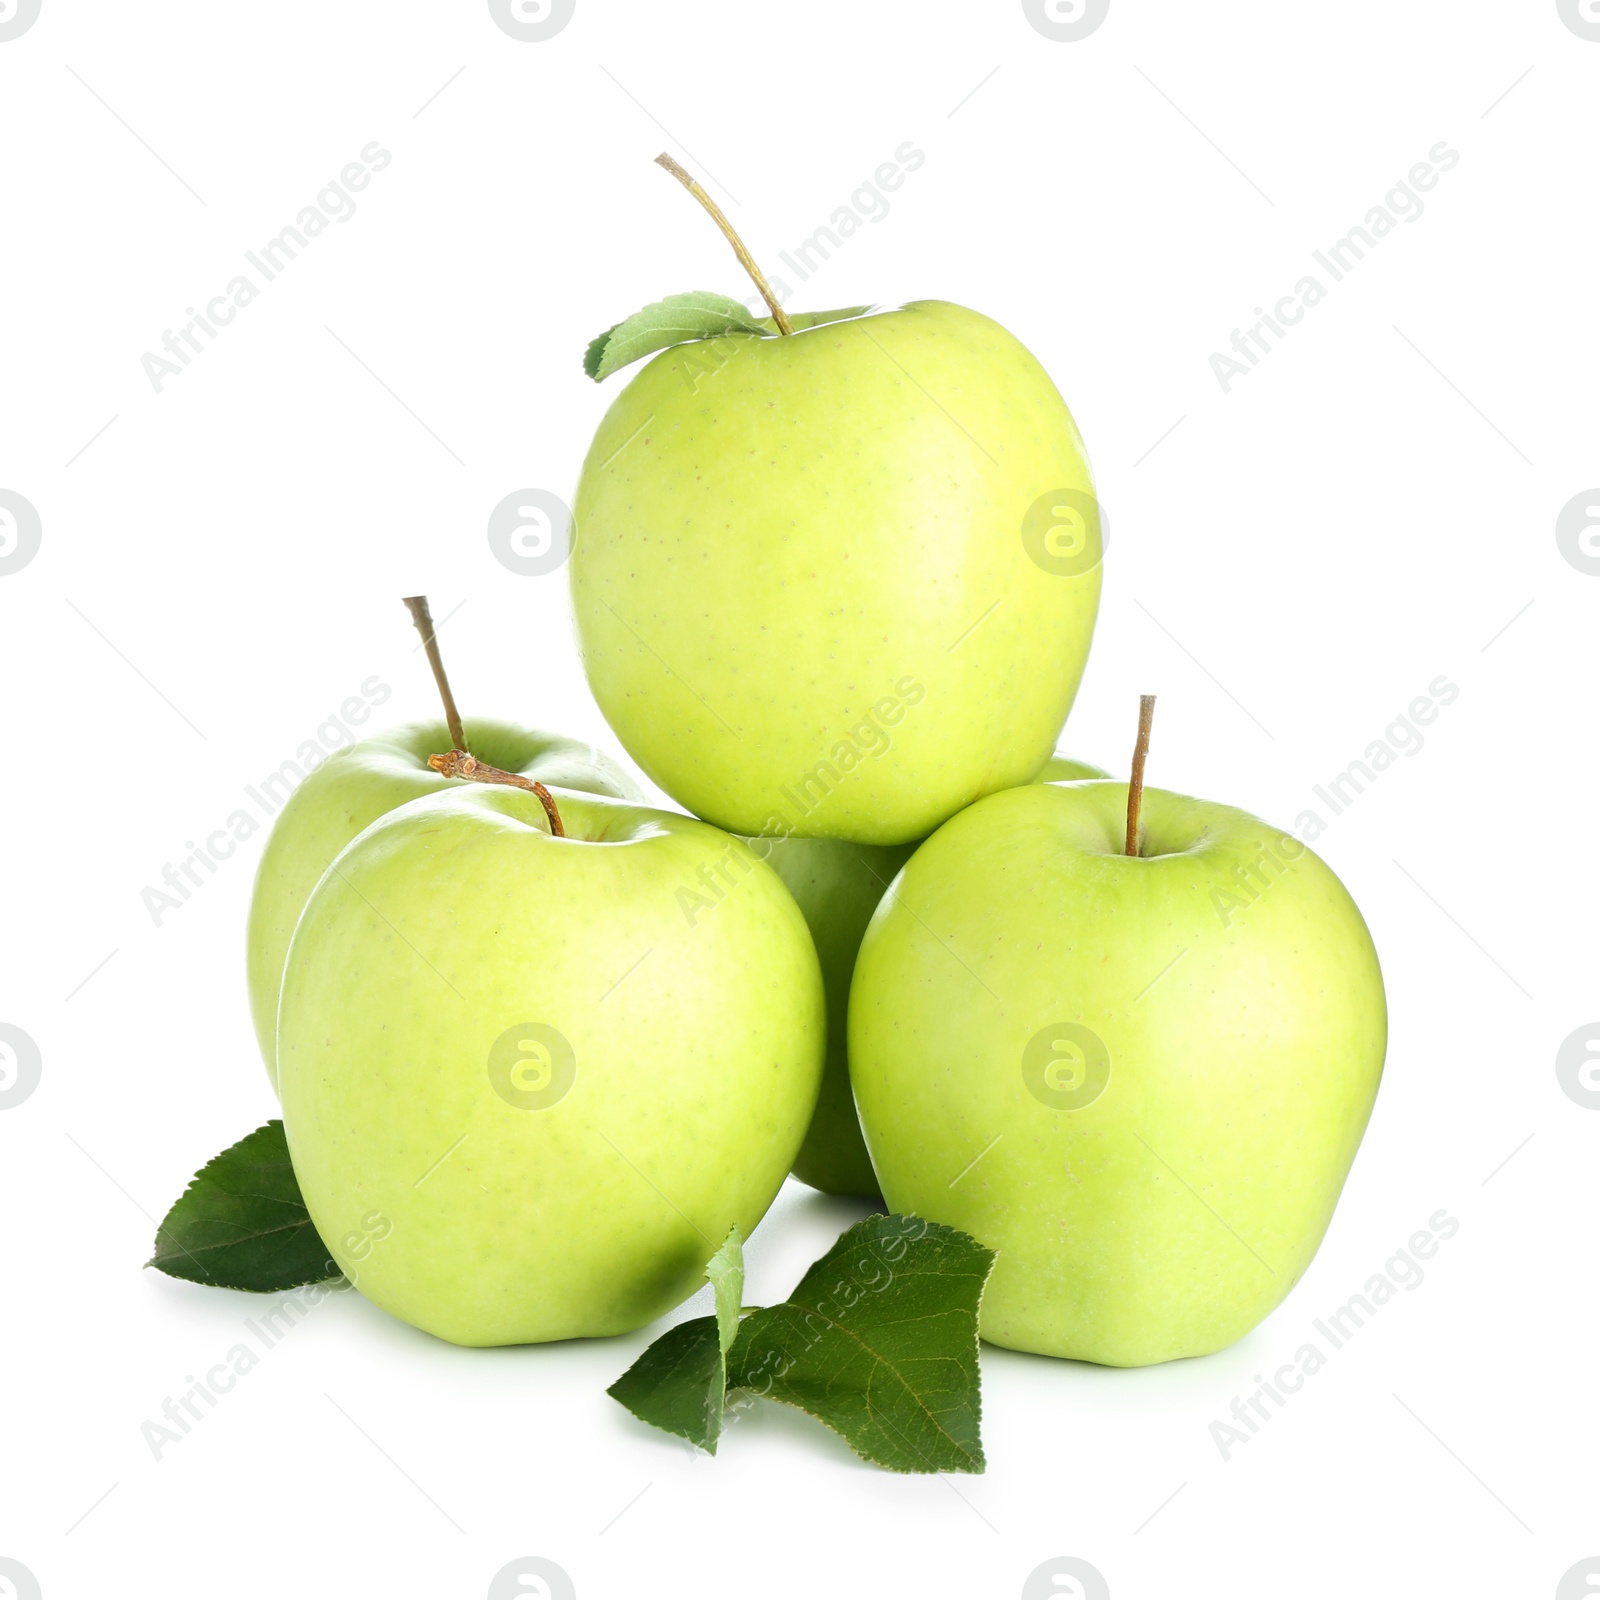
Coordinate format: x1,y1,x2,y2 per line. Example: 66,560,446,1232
654,153,794,336
402,595,468,756
1125,694,1156,857
427,750,567,839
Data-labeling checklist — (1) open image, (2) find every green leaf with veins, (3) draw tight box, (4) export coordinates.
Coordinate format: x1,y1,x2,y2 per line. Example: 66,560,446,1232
148,1120,339,1292
607,1226,744,1453
705,1225,743,1359
584,292,768,381
727,1214,995,1474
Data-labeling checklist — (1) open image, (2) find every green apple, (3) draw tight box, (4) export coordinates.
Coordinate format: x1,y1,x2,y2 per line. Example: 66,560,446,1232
246,718,635,1090
1034,755,1110,784
757,834,915,1197
849,779,1386,1366
277,783,825,1347
766,753,1110,1198
571,301,1103,846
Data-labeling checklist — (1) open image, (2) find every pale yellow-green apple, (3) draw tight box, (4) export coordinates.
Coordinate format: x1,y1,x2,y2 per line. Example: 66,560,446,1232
246,719,635,1090
849,779,1386,1365
1034,755,1110,785
571,301,1103,845
758,834,914,1197
767,753,1109,1197
277,783,825,1346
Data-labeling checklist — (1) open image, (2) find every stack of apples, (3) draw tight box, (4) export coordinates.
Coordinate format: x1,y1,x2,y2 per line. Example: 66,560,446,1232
252,162,1385,1368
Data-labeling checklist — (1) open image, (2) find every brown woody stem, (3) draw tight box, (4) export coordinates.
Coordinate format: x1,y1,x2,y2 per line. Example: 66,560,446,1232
654,153,794,335
402,595,467,756
1125,695,1156,857
427,750,566,838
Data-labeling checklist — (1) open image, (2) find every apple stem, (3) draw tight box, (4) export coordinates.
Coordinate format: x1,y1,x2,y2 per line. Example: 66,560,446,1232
654,153,794,335
1124,695,1156,857
402,594,568,836
402,595,469,756
427,750,567,838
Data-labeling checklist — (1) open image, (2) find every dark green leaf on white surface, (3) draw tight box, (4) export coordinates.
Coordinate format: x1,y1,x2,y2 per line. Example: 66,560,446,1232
148,1119,338,1292
608,1227,744,1453
727,1214,995,1474
584,291,768,381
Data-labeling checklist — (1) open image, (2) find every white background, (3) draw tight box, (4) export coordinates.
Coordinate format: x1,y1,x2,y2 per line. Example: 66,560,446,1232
1,2,1596,1596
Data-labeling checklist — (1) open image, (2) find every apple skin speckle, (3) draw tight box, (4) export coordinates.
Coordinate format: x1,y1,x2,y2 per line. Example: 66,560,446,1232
570,300,1101,845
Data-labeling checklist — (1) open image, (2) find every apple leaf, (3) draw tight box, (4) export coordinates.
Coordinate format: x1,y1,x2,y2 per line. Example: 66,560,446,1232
148,1120,339,1292
705,1225,744,1360
608,1214,996,1473
607,1317,725,1447
584,291,768,381
727,1214,995,1474
607,1227,744,1453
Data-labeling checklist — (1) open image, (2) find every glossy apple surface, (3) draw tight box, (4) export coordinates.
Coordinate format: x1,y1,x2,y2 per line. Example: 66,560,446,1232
247,718,635,1088
767,753,1110,1196
758,834,915,1196
571,302,1102,845
850,779,1386,1365
277,785,825,1347
1034,755,1109,784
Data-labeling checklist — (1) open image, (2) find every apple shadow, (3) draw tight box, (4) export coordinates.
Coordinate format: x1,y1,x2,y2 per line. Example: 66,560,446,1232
770,1183,885,1231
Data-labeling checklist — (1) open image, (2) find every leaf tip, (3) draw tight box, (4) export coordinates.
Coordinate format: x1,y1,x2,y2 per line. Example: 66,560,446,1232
583,324,620,381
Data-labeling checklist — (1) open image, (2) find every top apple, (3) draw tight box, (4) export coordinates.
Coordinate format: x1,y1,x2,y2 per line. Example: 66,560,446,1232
571,298,1102,845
